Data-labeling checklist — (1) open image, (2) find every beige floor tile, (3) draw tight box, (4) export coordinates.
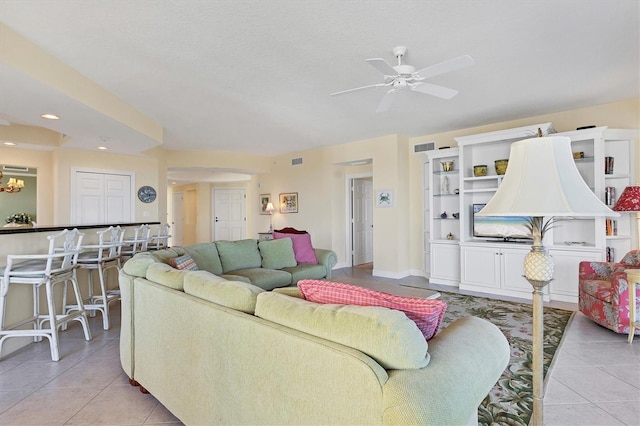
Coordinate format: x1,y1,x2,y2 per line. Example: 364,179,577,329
0,387,100,425
544,403,626,425
545,378,590,404
66,385,159,425
552,366,640,403
595,401,640,425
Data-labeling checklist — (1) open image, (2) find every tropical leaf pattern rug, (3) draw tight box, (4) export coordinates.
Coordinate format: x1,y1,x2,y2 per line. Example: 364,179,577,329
437,291,573,426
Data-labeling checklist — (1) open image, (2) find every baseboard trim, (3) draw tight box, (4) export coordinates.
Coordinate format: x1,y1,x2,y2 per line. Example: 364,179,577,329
372,269,412,279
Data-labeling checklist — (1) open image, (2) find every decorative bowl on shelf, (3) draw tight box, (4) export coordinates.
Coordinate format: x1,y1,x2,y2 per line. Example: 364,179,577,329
441,161,454,172
494,159,509,175
473,165,488,177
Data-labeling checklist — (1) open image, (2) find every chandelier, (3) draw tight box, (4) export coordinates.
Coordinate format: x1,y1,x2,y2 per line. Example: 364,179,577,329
0,171,25,193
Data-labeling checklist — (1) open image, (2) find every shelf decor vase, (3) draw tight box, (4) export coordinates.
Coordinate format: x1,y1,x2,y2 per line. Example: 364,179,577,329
473,165,488,177
441,161,454,172
495,159,509,175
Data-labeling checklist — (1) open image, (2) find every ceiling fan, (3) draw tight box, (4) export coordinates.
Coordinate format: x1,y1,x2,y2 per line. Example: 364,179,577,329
330,46,474,113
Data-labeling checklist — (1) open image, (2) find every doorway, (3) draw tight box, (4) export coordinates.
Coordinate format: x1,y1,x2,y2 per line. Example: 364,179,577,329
351,176,373,267
212,188,246,241
171,191,184,246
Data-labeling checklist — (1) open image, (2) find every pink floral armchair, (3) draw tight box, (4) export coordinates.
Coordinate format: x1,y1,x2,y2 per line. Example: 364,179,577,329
579,250,640,335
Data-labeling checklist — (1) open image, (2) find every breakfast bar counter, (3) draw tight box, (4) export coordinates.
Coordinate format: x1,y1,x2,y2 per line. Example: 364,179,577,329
0,222,159,359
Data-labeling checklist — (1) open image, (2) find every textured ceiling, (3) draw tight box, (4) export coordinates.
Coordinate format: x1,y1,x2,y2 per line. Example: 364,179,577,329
0,0,638,159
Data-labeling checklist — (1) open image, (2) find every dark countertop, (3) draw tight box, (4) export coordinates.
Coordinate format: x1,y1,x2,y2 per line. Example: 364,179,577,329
0,222,160,235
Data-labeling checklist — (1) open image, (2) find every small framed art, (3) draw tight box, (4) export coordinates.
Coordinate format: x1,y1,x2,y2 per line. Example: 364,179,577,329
259,194,271,215
279,192,298,214
375,190,393,207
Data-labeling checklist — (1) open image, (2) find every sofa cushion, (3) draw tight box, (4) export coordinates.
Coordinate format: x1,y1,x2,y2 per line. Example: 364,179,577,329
258,238,297,270
255,292,429,370
298,280,447,340
220,274,252,284
183,271,264,314
146,262,188,291
273,232,318,264
150,247,187,264
282,264,327,284
228,268,292,290
215,239,262,272
168,253,199,271
185,243,224,275
122,252,157,277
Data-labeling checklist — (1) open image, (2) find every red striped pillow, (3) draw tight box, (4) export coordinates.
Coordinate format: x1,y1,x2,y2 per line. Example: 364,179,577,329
297,280,447,340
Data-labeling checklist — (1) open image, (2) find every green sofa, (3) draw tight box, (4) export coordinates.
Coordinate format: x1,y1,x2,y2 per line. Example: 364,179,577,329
119,251,510,425
142,238,337,290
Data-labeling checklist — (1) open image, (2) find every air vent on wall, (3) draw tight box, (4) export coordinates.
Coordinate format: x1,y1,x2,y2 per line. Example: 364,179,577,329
413,142,435,153
3,165,29,172
291,157,303,166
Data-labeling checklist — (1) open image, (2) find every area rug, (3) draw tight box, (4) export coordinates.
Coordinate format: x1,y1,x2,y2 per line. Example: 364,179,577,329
436,290,574,426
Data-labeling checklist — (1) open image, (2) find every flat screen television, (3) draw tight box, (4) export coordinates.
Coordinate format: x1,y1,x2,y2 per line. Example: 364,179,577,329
472,204,533,241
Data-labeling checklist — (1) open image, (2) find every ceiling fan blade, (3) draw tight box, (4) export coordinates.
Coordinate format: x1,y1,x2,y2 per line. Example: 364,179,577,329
413,55,475,80
375,89,396,113
366,58,398,76
411,82,459,99
330,83,386,96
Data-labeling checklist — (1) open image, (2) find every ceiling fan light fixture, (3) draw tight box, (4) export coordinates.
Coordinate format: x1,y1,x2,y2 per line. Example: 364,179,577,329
330,46,474,112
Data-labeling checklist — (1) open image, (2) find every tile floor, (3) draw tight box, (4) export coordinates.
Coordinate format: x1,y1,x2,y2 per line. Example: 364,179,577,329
0,266,637,425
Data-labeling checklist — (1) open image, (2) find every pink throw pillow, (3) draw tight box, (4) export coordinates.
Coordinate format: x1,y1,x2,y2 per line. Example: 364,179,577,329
298,280,447,340
273,232,318,264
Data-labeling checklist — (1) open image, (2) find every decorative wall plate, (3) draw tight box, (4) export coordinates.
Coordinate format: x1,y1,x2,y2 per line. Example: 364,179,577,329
137,185,157,203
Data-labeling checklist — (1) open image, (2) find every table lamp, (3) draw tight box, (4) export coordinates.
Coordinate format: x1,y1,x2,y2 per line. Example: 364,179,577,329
477,135,618,425
266,202,275,232
612,184,640,248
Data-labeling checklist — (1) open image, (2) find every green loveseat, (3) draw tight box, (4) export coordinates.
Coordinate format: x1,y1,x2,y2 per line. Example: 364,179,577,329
139,238,337,290
119,250,510,425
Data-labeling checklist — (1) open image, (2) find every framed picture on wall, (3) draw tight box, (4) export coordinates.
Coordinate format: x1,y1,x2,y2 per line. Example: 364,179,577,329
279,192,298,214
375,190,393,207
259,194,271,215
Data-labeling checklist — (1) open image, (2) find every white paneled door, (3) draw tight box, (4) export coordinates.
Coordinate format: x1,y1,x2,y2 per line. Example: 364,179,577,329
171,191,184,247
72,170,133,224
213,188,246,241
353,177,373,265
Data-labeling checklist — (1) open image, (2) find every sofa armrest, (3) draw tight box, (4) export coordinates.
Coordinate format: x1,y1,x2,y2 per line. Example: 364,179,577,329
382,316,510,425
314,249,337,278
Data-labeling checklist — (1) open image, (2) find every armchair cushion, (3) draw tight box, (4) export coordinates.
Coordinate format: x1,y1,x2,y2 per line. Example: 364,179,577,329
579,250,640,335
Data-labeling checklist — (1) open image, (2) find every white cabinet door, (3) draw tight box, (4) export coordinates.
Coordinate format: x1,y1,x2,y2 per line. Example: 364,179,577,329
549,248,602,301
501,248,530,292
73,171,132,224
461,245,500,288
430,242,460,284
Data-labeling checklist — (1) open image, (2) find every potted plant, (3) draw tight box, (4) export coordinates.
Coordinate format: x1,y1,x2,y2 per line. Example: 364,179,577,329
5,212,34,227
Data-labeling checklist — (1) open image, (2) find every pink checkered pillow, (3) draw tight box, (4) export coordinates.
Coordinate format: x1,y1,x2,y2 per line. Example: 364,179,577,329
168,254,199,271
297,280,447,340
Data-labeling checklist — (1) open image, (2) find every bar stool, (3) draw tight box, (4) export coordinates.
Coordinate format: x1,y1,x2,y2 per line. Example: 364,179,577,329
120,224,151,264
148,223,171,251
0,229,91,361
67,226,124,331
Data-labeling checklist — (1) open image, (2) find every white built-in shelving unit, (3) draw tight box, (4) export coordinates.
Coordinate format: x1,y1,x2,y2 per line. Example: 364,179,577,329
423,123,638,303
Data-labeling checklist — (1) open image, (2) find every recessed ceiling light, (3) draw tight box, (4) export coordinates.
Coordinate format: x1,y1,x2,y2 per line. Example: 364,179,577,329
97,146,108,150
41,113,60,120
3,142,16,146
